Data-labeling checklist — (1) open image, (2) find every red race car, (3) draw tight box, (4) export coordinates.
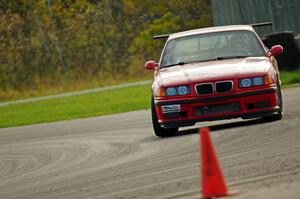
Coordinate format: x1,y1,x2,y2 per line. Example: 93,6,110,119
145,25,283,137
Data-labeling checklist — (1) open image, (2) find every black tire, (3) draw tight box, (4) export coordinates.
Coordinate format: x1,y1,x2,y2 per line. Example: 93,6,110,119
275,83,283,120
151,96,178,137
262,82,283,121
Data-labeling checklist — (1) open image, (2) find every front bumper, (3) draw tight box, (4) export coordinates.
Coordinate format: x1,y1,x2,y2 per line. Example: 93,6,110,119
155,87,279,128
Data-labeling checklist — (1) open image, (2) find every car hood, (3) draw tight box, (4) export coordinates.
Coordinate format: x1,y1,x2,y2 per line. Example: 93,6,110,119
157,57,272,86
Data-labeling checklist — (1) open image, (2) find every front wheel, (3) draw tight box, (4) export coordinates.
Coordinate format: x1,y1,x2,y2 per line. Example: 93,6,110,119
274,83,283,120
262,83,283,121
151,96,178,137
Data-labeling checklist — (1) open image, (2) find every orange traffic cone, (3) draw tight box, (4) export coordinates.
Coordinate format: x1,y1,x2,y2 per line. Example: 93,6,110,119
199,127,236,199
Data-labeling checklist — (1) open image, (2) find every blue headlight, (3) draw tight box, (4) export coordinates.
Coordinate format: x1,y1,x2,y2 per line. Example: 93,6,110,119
239,76,265,88
165,85,190,96
165,87,177,96
253,77,264,86
239,78,252,88
177,86,190,95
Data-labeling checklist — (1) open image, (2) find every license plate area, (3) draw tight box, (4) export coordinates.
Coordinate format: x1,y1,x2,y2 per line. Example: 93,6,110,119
162,104,181,113
195,102,240,116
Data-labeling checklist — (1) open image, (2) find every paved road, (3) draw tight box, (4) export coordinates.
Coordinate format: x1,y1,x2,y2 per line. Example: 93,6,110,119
0,87,300,199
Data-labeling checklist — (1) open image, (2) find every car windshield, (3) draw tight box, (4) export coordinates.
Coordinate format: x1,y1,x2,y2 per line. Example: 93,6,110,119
160,30,265,68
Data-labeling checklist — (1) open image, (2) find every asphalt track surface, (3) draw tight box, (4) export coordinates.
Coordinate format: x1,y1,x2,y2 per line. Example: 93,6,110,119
1,87,300,199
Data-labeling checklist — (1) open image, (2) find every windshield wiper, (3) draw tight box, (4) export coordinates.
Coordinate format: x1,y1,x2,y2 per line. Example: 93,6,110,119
187,58,220,63
163,58,221,68
162,56,248,68
216,55,249,60
163,61,185,68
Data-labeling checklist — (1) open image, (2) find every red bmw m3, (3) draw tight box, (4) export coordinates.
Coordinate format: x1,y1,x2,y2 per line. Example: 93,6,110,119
145,25,283,137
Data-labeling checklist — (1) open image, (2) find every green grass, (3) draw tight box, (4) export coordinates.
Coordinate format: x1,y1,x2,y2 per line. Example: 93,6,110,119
281,70,300,86
0,84,151,128
0,74,153,103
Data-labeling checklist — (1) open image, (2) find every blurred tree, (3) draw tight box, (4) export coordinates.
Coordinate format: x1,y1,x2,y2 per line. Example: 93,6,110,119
0,0,212,94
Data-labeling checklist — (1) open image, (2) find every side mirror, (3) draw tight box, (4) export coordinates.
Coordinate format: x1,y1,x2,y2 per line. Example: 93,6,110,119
145,61,158,70
270,45,283,56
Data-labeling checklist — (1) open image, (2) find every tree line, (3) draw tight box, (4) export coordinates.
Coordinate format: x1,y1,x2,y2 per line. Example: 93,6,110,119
0,0,211,93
